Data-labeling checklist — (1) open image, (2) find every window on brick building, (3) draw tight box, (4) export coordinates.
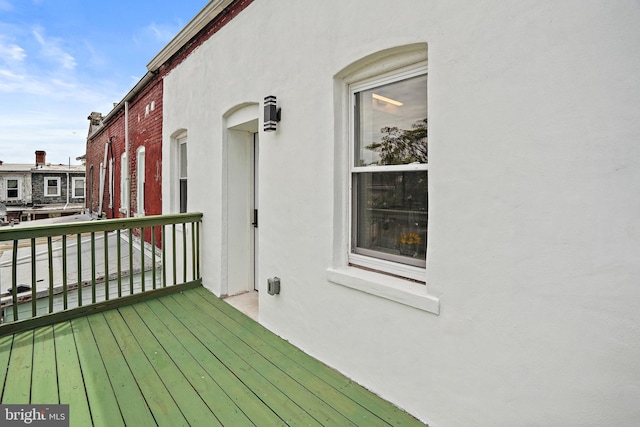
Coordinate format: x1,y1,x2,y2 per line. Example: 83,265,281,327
45,177,61,197
136,147,145,215
120,152,128,213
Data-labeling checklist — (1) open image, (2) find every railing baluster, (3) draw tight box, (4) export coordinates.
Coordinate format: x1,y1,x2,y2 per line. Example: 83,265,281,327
77,233,82,307
104,231,109,301
62,235,68,310
141,226,146,292
47,236,54,313
196,221,200,279
172,224,177,286
129,228,134,295
117,229,122,298
191,222,196,281
31,238,37,318
151,226,157,290
162,225,167,288
182,222,187,284
11,240,18,321
91,232,96,304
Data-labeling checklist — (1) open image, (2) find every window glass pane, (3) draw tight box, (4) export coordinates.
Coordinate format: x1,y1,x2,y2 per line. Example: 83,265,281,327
179,180,187,213
180,143,187,178
7,180,18,198
353,171,427,265
355,74,427,166
47,179,58,195
74,179,85,197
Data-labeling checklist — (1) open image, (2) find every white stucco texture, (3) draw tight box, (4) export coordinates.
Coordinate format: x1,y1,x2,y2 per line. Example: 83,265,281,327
162,1,640,426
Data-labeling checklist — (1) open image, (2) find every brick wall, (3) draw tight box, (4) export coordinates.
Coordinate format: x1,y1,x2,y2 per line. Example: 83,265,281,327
31,172,85,205
85,78,163,220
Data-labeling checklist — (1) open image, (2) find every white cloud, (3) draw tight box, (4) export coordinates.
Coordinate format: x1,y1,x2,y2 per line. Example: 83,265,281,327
0,36,26,62
144,22,177,43
32,27,77,70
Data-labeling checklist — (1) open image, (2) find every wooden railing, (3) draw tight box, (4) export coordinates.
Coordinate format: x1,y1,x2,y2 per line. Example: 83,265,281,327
0,213,202,335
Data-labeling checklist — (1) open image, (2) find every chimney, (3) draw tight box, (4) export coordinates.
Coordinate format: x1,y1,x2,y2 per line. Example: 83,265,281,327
35,150,46,167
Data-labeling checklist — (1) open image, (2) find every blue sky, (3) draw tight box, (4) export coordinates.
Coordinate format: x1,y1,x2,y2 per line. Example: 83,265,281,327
0,0,209,164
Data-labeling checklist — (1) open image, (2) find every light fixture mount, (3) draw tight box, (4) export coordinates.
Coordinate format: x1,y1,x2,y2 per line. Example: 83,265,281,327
264,95,281,132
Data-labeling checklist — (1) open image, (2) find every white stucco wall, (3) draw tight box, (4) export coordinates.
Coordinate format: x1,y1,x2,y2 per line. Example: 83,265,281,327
162,1,640,426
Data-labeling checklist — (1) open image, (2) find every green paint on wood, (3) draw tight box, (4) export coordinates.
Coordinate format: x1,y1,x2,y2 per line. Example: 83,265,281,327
71,316,125,427
2,330,33,404
117,305,227,427
30,326,58,404
85,313,156,427
53,322,92,427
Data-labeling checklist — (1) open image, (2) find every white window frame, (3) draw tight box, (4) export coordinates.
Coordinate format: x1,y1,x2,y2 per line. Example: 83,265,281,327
120,152,128,213
72,177,85,199
108,158,114,208
5,177,20,200
44,176,61,197
136,147,145,216
348,63,428,282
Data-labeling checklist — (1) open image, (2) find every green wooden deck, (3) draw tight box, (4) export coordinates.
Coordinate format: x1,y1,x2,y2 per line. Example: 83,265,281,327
0,286,424,426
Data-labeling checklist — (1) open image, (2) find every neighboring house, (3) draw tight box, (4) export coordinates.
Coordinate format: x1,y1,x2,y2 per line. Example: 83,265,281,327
0,151,85,224
98,1,639,426
85,76,162,221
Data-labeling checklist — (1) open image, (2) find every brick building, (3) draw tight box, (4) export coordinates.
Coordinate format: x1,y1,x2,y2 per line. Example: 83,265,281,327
0,151,84,224
85,76,163,221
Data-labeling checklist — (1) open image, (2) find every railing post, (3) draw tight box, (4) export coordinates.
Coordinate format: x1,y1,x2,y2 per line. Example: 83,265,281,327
47,236,54,313
62,235,68,309
104,231,109,301
117,229,122,298
91,232,96,304
31,238,37,317
151,226,157,290
77,233,82,307
11,240,18,321
141,227,146,292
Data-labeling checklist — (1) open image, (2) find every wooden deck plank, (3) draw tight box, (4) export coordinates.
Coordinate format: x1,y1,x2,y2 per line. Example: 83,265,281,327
0,334,14,399
169,292,360,426
85,313,156,427
52,322,93,427
1,287,426,426
101,309,190,427
117,305,227,427
71,316,125,427
141,299,285,426
184,289,391,426
30,326,58,404
153,295,327,426
2,330,33,404
194,287,425,426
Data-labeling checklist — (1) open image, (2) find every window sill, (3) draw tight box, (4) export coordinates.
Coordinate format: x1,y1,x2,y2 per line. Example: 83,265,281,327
326,267,439,314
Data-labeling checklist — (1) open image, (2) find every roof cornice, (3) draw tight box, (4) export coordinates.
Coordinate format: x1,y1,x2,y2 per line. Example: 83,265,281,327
147,0,234,71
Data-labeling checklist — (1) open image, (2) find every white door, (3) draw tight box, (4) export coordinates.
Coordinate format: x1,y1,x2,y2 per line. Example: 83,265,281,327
226,110,259,296
252,133,259,291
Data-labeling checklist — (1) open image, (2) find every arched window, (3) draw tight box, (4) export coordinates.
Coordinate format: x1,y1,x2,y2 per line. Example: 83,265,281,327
339,44,428,281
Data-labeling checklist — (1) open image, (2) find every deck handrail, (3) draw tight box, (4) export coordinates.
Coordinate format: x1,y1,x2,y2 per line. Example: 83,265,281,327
0,212,203,335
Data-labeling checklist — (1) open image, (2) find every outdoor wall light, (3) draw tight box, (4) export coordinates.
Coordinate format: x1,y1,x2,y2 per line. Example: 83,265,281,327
264,95,281,132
